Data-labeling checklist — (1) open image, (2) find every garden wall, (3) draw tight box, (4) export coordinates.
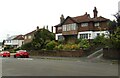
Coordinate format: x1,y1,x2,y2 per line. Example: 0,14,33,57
103,48,120,59
29,49,83,57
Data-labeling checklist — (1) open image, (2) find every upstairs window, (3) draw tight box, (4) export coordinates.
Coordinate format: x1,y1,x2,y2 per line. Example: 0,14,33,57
81,23,88,27
25,36,27,39
94,22,100,26
58,27,62,31
62,23,77,31
63,25,67,31
28,36,31,39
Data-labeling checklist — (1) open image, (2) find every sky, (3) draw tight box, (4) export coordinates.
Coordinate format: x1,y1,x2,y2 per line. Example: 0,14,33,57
0,0,119,42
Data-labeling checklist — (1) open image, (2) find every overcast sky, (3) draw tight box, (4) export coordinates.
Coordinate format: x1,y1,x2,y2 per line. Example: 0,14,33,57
0,0,119,42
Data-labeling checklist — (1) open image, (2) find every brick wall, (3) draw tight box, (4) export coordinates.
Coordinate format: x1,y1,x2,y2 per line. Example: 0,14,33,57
29,50,83,57
103,48,120,59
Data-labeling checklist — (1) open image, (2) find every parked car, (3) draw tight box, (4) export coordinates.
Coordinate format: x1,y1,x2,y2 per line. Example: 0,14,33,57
0,51,10,57
14,50,29,58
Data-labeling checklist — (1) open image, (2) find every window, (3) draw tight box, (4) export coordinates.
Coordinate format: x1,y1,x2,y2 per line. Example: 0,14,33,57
58,27,62,30
58,35,64,41
28,36,31,39
94,22,99,26
81,23,88,27
25,36,27,39
97,33,100,36
62,23,77,31
80,34,88,39
89,34,91,37
9,40,11,43
63,25,67,31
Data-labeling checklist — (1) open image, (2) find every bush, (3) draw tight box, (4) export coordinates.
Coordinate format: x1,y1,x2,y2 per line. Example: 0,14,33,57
10,47,21,53
78,39,90,50
54,44,64,50
21,42,33,50
55,44,80,50
46,40,58,50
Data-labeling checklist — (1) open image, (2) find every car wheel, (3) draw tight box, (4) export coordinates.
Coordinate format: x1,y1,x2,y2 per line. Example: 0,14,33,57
14,55,16,58
20,55,23,58
26,56,29,58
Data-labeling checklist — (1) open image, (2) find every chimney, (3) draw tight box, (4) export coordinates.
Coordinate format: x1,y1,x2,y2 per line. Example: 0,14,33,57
36,26,39,31
85,12,87,15
93,7,98,18
51,26,53,33
60,14,65,23
46,25,48,30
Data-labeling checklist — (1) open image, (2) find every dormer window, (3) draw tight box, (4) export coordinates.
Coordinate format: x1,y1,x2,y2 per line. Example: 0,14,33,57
81,23,88,27
94,22,100,26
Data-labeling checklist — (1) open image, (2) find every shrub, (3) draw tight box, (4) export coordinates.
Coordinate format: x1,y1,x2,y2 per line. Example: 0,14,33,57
54,44,64,50
63,44,80,50
70,44,80,50
46,40,58,50
21,42,33,50
78,39,90,50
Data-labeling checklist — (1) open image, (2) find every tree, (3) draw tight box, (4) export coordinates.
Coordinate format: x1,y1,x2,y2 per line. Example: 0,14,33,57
108,27,120,49
114,12,120,26
32,28,55,50
108,20,117,34
92,35,107,47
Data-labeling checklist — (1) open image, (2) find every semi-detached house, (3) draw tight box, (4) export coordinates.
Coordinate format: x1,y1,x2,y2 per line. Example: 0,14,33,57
54,7,110,43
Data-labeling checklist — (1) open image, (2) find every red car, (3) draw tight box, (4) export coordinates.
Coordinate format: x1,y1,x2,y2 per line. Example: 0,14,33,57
14,50,29,58
0,51,10,57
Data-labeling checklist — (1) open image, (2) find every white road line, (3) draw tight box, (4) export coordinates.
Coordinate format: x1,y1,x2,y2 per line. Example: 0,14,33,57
17,58,33,60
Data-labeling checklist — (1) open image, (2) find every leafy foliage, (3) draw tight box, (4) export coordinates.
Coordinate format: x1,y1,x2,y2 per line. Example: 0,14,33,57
46,40,58,50
21,28,55,50
108,20,117,34
77,39,90,50
31,28,55,50
54,44,64,50
92,35,107,47
108,27,120,48
21,42,33,50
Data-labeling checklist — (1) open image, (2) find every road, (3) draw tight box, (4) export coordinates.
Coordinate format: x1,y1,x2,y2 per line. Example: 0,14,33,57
1,56,118,76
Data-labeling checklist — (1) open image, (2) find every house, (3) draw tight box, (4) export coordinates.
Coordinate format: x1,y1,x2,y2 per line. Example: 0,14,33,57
54,7,110,43
0,42,3,51
23,26,39,44
4,35,24,48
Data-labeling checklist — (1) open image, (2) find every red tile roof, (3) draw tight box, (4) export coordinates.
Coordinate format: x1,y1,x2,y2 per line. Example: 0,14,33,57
24,30,36,36
92,16,109,22
54,14,109,27
72,14,91,23
13,35,24,40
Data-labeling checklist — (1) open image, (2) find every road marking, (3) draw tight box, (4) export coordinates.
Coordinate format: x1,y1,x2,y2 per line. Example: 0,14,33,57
17,58,33,60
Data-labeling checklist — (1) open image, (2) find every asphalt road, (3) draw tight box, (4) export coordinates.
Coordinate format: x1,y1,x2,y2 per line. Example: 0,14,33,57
1,56,118,76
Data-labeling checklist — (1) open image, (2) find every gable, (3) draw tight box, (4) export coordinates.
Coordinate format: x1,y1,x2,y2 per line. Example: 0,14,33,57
62,17,76,25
